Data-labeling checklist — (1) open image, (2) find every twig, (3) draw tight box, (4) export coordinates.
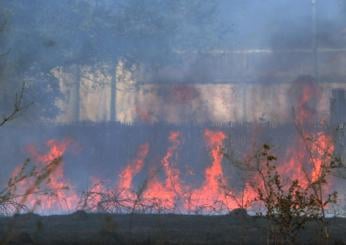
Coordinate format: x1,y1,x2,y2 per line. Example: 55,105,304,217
0,83,31,127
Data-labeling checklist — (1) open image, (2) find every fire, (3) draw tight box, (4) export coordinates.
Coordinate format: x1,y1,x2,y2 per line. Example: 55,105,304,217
79,129,257,214
187,130,228,211
279,144,309,188
26,139,70,163
310,132,334,183
11,139,79,214
84,178,107,211
281,135,325,187
4,78,336,215
296,85,316,125
7,128,335,215
142,131,182,210
117,143,149,192
277,76,336,197
116,143,150,208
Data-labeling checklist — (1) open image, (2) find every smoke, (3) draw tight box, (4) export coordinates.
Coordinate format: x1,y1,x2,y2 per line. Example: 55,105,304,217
0,0,346,214
1,0,346,120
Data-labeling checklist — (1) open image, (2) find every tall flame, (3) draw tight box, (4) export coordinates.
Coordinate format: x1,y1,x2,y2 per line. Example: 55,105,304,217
310,132,334,183
280,80,335,190
142,131,182,210
116,143,149,208
117,143,149,191
187,130,227,211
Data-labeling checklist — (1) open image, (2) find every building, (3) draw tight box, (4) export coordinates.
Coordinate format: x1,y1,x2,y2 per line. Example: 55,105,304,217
51,49,346,125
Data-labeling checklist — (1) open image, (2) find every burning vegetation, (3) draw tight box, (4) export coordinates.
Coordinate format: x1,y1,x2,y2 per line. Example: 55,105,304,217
0,72,344,244
1,0,346,244
3,75,341,219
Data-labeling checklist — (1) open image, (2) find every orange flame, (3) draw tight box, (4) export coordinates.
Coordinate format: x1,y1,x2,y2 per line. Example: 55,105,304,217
279,131,334,196
310,132,334,183
186,130,235,212
142,131,182,210
281,78,334,189
116,143,150,208
117,143,149,191
9,126,334,215
12,139,78,214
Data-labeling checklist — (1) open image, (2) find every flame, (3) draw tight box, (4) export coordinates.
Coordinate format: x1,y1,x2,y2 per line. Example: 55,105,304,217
142,131,182,210
83,178,107,212
296,85,316,125
279,139,310,188
11,139,78,214
310,132,334,183
117,143,149,191
11,130,258,214
116,143,149,208
186,130,242,212
281,78,335,189
8,126,334,215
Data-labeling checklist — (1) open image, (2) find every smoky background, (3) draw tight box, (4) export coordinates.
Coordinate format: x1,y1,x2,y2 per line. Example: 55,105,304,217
0,0,345,200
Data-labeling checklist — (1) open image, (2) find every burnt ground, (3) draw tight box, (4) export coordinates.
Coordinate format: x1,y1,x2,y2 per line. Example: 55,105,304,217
0,211,346,245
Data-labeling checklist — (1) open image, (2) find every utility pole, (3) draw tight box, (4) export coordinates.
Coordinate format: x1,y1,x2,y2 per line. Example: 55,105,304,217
312,0,319,82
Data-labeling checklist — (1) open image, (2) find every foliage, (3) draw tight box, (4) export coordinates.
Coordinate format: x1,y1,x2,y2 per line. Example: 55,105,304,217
253,144,338,244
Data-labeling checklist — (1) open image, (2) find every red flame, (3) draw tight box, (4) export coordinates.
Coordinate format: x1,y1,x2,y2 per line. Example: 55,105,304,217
9,126,334,215
11,139,78,213
310,132,334,183
117,143,149,191
187,130,227,210
86,177,107,211
142,131,182,210
279,78,335,192
279,131,334,195
116,143,149,207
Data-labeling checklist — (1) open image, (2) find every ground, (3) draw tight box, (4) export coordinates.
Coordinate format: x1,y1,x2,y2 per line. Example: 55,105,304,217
0,211,346,244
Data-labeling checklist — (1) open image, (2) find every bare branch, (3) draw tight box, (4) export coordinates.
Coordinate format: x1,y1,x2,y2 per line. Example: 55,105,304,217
0,83,31,127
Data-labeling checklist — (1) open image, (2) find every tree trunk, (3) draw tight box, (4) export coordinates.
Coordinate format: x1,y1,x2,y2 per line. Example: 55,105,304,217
110,63,116,122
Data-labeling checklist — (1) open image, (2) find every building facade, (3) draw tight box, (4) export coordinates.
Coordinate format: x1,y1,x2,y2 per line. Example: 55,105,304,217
51,50,346,125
